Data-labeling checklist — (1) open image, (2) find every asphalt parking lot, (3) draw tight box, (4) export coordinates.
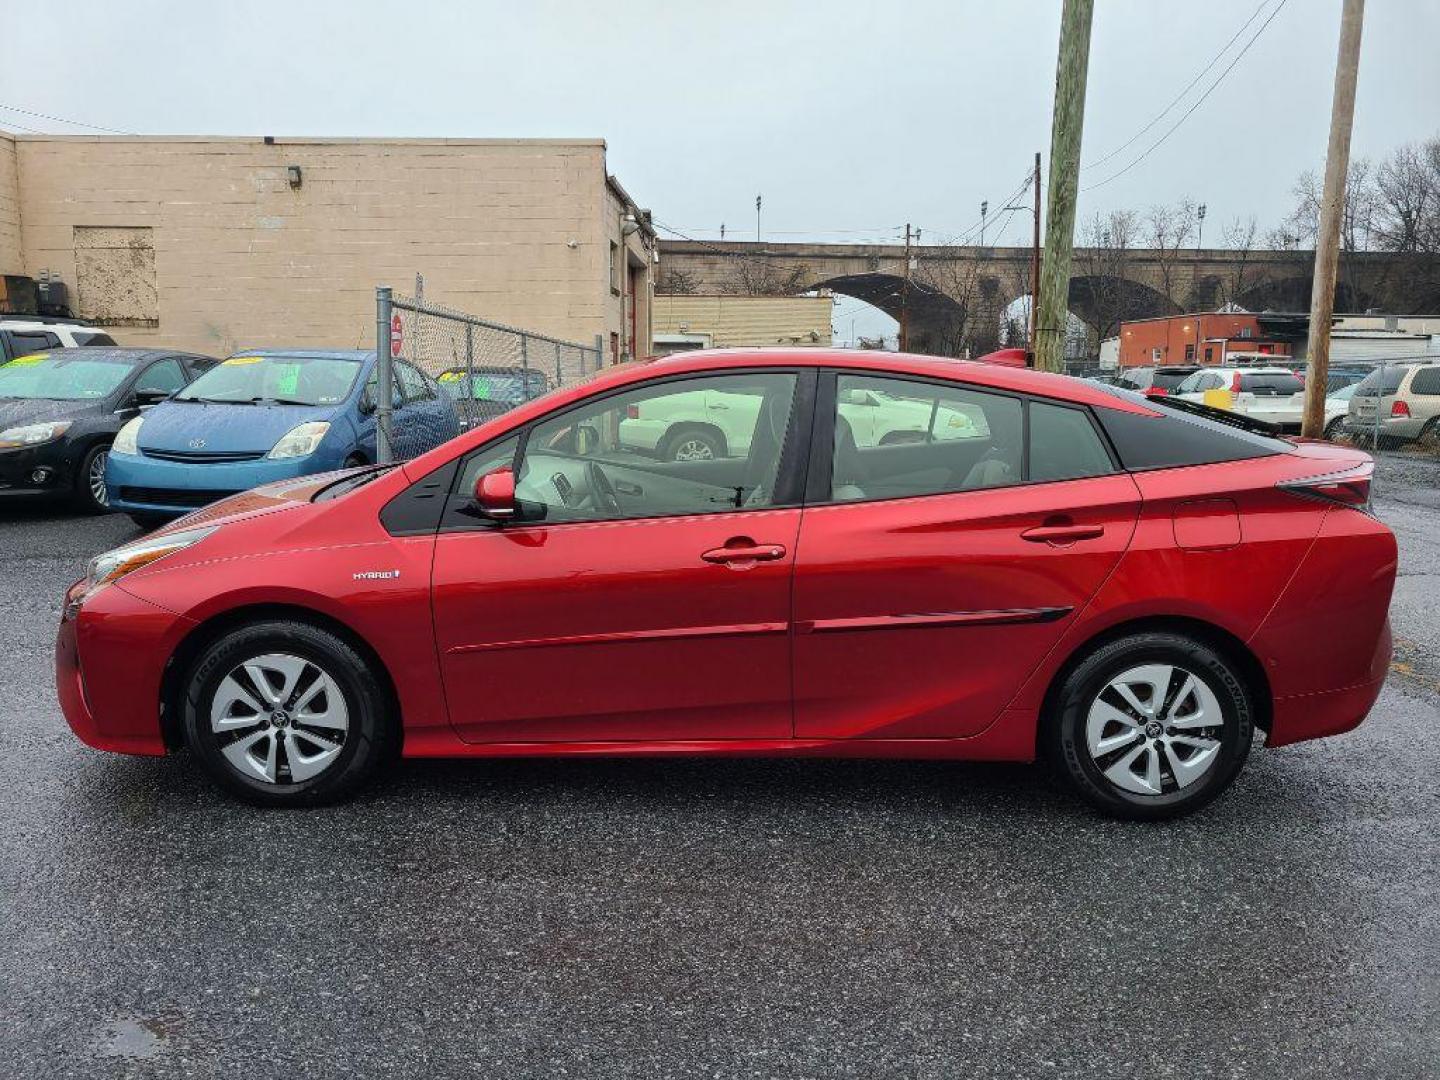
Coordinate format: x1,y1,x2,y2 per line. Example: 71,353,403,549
2,456,1437,1080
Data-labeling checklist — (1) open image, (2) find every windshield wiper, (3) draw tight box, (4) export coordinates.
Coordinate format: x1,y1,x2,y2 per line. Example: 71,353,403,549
1151,395,1284,435
180,395,251,405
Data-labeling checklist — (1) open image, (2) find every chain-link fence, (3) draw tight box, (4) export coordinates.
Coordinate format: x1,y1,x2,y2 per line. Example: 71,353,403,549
375,288,604,462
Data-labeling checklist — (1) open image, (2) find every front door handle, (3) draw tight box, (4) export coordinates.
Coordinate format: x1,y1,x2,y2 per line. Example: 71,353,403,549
702,539,787,565
1021,523,1105,545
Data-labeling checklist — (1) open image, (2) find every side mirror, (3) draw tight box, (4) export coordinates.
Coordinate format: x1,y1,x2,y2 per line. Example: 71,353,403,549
358,387,376,415
472,467,517,522
134,388,171,408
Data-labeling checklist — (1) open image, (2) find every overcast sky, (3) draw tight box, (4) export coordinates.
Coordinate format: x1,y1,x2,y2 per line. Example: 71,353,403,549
3,0,1436,343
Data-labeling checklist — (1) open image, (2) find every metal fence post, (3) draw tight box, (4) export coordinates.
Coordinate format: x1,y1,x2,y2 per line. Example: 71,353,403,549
555,341,562,387
594,334,604,372
520,334,530,399
375,286,395,464
464,323,475,430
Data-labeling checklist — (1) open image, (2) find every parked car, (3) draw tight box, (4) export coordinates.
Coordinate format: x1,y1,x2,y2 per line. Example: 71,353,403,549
1113,366,1199,397
58,349,1396,820
1322,382,1362,440
0,317,118,362
1325,367,1372,395
618,376,983,460
0,347,216,512
1172,366,1307,429
436,365,552,427
104,349,460,526
1344,362,1440,447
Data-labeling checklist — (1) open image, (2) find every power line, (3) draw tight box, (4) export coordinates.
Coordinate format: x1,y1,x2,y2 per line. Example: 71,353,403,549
0,101,136,136
1082,0,1290,193
1082,0,1275,172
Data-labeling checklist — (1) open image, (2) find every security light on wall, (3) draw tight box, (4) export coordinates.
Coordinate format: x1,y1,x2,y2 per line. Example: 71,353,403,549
287,165,302,189
621,212,640,237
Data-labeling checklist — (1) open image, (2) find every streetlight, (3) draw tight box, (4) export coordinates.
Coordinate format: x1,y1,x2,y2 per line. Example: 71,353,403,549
1196,203,1207,251
980,200,989,247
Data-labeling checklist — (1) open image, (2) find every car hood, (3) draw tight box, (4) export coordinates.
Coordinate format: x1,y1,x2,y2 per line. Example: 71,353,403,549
136,401,337,454
0,397,109,428
149,467,365,537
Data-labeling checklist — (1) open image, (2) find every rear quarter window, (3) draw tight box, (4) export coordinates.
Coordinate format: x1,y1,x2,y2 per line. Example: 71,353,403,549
1092,387,1290,470
1407,367,1440,396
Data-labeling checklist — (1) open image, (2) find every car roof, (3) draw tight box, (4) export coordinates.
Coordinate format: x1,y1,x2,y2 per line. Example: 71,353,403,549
0,318,98,330
229,349,373,360
621,348,1158,414
2,346,212,365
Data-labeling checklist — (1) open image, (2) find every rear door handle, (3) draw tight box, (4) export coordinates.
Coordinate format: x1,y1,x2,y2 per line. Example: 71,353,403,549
702,541,787,565
1021,523,1105,545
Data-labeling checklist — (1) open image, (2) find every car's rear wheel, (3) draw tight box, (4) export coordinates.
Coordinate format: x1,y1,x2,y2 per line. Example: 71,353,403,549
71,442,111,514
182,620,394,806
1323,416,1346,442
1048,632,1254,820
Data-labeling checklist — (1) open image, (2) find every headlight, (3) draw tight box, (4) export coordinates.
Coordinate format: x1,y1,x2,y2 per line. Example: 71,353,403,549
76,526,217,610
0,421,72,449
267,421,331,459
112,417,143,455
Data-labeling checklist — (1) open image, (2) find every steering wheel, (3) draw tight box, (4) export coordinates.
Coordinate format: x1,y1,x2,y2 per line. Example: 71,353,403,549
585,461,623,515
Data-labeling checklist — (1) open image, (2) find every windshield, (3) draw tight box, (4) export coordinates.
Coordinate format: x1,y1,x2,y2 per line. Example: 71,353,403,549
175,354,361,406
0,354,131,400
1329,382,1359,402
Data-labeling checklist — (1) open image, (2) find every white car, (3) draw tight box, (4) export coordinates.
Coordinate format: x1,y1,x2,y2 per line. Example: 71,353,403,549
0,318,117,363
1172,367,1308,430
620,382,985,460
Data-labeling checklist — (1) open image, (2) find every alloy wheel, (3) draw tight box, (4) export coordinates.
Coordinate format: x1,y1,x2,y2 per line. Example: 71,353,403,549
1084,663,1224,797
89,450,109,507
672,437,716,461
210,652,350,785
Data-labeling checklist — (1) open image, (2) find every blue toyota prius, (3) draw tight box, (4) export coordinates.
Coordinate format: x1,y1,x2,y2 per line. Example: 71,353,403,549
106,349,459,525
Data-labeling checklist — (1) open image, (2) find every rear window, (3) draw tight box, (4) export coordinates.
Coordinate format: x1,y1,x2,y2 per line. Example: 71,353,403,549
1356,367,1407,395
1239,372,1304,395
1151,370,1195,391
1091,385,1290,470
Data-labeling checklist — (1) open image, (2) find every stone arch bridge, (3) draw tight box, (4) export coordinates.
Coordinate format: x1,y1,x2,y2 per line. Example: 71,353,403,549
657,239,1423,356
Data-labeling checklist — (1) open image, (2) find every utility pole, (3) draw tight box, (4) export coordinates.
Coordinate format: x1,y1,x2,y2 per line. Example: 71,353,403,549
755,195,762,243
1034,0,1094,373
900,223,913,352
1029,151,1042,357
1302,0,1365,438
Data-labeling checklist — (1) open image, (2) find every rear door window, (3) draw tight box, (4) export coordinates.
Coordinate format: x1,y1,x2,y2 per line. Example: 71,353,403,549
1029,402,1116,483
1356,367,1406,395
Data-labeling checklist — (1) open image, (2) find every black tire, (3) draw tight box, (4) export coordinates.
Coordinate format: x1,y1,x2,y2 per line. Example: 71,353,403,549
71,441,112,515
181,620,395,807
1047,632,1254,821
1323,416,1345,442
127,512,174,531
659,426,725,462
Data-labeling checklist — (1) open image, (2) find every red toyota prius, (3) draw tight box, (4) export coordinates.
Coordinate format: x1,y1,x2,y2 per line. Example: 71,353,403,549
55,349,1397,819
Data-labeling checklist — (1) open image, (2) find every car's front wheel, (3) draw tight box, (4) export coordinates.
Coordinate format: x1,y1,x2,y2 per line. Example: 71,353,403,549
182,620,394,806
1048,632,1254,820
72,442,111,514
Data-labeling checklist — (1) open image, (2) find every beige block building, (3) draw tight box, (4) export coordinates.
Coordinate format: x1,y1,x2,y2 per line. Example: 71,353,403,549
0,135,654,361
652,293,834,355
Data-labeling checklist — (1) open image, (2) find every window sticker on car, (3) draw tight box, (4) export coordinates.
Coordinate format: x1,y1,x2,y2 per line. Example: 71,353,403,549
275,364,301,396
9,353,47,366
223,356,263,365
438,371,462,383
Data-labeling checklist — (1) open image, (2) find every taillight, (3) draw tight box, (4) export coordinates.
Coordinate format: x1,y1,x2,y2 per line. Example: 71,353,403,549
1278,461,1374,514
1230,372,1243,393
1391,400,1411,418
625,404,641,420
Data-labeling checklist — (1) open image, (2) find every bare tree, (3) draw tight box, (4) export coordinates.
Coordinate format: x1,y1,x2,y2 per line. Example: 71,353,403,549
1211,215,1270,309
721,259,812,296
911,250,988,357
1072,210,1141,354
1368,135,1440,312
1272,160,1377,308
657,267,701,295
1145,199,1198,310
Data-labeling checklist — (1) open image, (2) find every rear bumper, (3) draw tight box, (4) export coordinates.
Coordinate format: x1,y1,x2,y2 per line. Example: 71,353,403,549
1344,414,1425,439
55,579,196,756
1267,621,1392,748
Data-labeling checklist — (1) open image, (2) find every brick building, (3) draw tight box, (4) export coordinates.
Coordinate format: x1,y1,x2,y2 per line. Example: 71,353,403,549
0,135,654,360
1116,312,1290,368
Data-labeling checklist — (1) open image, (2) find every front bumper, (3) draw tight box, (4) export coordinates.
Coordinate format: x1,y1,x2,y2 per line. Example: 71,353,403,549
105,449,337,515
55,578,196,756
0,440,79,499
